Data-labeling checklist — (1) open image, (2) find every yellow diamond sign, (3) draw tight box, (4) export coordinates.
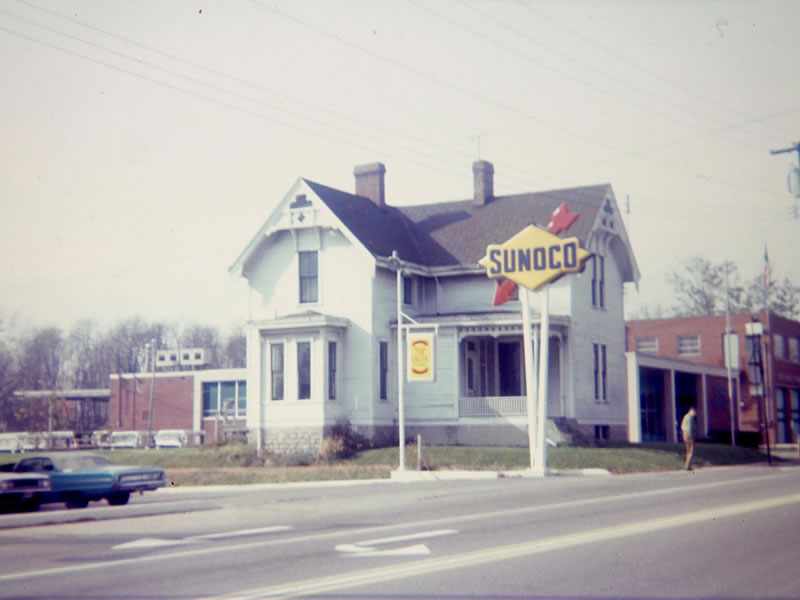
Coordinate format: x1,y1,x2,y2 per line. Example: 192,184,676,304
478,225,592,291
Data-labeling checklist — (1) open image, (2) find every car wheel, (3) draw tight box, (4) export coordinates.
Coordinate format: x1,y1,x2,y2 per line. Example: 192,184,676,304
64,494,89,509
107,492,130,506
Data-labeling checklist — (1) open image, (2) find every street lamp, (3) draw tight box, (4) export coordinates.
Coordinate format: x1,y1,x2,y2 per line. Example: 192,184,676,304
745,320,771,465
146,339,156,448
387,250,406,471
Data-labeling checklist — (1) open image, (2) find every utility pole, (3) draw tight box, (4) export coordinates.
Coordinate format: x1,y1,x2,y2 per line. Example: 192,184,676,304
770,141,800,161
770,142,800,219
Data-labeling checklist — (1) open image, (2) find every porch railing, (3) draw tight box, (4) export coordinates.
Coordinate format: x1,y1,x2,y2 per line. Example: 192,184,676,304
459,396,527,418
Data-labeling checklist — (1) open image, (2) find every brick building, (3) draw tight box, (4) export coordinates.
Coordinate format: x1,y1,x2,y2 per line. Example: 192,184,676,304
626,311,800,446
108,368,246,445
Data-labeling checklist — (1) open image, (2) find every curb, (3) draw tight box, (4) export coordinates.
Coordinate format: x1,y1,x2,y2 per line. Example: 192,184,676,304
390,468,612,481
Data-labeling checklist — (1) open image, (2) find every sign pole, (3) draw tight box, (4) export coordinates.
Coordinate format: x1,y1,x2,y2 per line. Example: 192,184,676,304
395,252,406,471
520,287,537,471
535,287,550,475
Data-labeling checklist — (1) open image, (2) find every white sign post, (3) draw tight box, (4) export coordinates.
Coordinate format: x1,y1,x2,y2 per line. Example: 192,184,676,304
534,286,550,475
478,204,589,476
520,288,537,470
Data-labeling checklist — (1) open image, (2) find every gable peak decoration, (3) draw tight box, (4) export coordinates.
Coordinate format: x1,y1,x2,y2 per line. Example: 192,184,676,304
289,192,315,227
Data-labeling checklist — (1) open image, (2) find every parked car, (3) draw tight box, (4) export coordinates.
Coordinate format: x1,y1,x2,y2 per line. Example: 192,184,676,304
108,431,144,449
0,471,50,512
154,429,188,449
0,433,21,453
12,453,166,509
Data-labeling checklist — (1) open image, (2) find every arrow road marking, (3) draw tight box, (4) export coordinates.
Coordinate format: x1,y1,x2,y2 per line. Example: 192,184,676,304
335,528,458,557
113,526,292,551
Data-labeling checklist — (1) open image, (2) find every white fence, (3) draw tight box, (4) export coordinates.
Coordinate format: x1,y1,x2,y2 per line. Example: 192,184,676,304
458,396,527,418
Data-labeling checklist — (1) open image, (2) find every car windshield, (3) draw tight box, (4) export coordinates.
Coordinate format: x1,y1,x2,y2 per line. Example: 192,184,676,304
51,454,110,470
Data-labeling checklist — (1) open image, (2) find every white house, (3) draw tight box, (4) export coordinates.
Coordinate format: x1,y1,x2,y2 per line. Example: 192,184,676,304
230,161,639,454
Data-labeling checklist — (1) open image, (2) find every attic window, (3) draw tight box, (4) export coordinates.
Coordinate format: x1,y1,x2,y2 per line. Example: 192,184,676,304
291,194,312,209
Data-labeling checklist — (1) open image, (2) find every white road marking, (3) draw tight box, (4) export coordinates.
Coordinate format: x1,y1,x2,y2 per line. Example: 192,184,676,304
203,491,800,600
192,526,292,540
112,526,293,551
0,473,790,584
335,528,458,557
112,537,189,550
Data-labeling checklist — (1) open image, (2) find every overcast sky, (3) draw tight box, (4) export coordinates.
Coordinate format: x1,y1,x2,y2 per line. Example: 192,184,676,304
1,0,798,334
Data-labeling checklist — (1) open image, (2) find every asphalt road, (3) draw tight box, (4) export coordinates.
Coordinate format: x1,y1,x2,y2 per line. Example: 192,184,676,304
1,464,799,599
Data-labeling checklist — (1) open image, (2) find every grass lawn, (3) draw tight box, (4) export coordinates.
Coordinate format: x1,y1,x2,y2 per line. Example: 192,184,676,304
97,441,777,486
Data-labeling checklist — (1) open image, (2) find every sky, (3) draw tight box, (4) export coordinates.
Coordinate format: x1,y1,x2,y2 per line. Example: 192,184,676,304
1,0,799,335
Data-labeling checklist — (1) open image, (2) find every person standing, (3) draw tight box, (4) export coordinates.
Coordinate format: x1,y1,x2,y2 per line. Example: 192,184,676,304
681,406,697,471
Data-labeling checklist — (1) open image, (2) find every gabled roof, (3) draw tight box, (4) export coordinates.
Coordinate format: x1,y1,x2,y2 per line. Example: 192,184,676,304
398,184,609,267
305,179,610,268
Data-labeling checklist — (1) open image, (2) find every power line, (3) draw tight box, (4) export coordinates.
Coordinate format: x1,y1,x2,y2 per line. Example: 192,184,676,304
2,2,790,211
15,0,478,166
517,0,792,144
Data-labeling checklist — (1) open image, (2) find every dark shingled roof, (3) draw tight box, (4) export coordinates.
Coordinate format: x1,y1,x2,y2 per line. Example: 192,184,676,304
304,179,610,268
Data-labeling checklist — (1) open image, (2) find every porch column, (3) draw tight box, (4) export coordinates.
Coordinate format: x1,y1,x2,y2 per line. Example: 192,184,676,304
626,352,641,443
557,334,565,417
701,373,709,438
668,369,677,442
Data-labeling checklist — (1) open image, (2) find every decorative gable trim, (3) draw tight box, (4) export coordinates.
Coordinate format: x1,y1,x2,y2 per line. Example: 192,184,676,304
229,179,375,277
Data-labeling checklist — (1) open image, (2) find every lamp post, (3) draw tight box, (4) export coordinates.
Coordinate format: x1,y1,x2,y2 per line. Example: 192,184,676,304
146,339,156,448
389,250,406,471
746,320,771,465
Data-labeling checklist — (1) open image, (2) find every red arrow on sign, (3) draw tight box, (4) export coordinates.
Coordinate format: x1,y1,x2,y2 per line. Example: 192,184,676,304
547,201,579,234
493,279,518,306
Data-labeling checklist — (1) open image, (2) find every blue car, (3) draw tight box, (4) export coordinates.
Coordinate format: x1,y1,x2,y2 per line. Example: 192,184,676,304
12,453,166,509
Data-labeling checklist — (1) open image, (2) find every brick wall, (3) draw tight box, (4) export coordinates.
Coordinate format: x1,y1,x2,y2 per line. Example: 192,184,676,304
109,374,194,432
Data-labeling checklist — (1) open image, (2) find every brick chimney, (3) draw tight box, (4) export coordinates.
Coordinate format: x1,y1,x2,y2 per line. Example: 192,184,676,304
354,162,386,207
473,160,494,206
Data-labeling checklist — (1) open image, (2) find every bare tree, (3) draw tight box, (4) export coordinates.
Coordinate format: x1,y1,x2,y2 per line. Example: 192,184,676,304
667,256,798,318
108,317,160,375
17,327,64,390
63,319,112,388
0,319,20,431
222,326,246,368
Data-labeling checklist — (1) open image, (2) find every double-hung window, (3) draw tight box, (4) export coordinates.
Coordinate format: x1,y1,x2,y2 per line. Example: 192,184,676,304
271,343,284,401
593,343,607,402
328,341,336,400
299,251,318,303
592,255,605,308
379,341,388,400
403,275,414,306
297,341,311,400
677,335,700,356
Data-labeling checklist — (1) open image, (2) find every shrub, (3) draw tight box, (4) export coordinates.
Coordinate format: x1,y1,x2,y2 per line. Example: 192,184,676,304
320,419,370,461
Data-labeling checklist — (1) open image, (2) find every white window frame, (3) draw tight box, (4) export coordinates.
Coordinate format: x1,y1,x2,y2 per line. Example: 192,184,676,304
789,337,800,363
593,343,607,403
270,342,285,401
591,255,605,309
328,341,337,401
774,334,785,360
379,340,389,401
297,340,312,400
636,337,658,353
677,335,701,356
298,250,319,304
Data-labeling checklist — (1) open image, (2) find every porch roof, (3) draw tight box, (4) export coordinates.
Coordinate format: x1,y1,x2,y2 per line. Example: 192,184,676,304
391,310,571,332
627,351,731,377
251,310,350,333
